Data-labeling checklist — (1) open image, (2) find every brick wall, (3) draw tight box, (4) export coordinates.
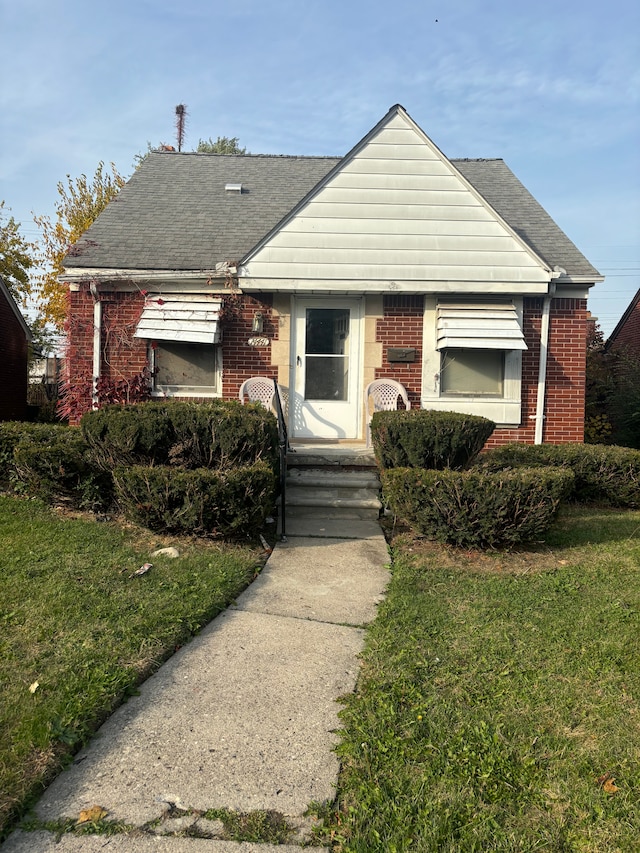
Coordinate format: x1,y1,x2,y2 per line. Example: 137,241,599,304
0,292,29,421
484,297,588,446
221,295,278,398
376,295,588,447
65,285,278,423
607,292,640,365
376,296,423,407
65,286,589,444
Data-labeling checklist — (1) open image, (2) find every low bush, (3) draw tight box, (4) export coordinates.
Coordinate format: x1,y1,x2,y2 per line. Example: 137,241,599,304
477,442,640,508
0,422,67,486
82,400,279,472
113,461,277,536
80,402,177,469
382,466,574,548
10,426,110,509
165,400,279,471
371,409,495,471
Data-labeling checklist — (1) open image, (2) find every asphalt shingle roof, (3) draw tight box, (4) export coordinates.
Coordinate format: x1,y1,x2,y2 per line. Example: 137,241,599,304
64,151,600,279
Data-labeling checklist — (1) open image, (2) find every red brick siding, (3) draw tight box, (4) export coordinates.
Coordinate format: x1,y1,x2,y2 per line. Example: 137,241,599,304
608,295,640,364
375,295,587,447
65,286,278,423
221,295,278,398
376,296,423,407
484,297,588,446
0,292,29,421
66,286,589,445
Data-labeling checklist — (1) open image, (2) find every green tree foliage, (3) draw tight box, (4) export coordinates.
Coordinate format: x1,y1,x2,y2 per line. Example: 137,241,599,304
197,136,248,154
33,162,126,329
0,201,34,306
585,319,640,448
134,136,247,170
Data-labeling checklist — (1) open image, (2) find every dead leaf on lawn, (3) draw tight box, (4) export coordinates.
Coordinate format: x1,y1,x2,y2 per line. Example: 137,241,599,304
77,805,108,824
597,772,620,794
29,681,39,694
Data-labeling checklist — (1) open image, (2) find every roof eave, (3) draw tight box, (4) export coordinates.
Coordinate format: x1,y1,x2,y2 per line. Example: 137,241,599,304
61,265,234,286
0,276,33,341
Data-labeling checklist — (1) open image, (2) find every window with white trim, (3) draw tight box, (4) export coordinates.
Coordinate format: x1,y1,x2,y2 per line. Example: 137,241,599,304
134,293,223,398
150,341,222,397
421,297,527,426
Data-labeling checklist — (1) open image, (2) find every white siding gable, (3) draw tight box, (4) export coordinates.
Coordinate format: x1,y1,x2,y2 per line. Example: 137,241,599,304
240,107,552,294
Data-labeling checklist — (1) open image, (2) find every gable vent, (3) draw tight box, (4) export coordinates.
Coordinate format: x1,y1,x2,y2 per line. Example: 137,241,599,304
225,183,243,193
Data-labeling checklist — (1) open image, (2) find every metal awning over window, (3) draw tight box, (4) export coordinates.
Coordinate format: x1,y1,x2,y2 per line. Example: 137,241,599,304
436,301,527,351
135,294,222,344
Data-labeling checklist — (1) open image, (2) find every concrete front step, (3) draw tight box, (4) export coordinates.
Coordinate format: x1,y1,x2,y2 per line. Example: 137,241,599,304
283,464,382,521
286,499,381,520
287,470,380,489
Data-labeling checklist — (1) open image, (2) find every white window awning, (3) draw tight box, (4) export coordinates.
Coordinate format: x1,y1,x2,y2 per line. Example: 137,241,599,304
436,301,527,351
135,294,222,344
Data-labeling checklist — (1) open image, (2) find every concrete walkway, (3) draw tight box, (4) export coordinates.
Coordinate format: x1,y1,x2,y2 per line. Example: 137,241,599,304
2,518,389,852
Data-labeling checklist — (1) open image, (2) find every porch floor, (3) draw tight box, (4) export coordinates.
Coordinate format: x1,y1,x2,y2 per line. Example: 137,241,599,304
287,442,376,467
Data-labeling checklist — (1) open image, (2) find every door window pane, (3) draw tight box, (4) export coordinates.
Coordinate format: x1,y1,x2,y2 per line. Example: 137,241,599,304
440,349,504,396
305,308,349,400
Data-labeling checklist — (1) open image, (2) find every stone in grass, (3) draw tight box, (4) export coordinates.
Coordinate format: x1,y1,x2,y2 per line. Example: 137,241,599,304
151,547,180,558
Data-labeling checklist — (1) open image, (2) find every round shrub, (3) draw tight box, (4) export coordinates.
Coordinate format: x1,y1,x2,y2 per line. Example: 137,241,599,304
371,409,496,471
382,466,574,549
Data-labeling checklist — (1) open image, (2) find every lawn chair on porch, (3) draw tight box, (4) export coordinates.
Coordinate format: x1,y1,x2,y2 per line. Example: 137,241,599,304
239,376,278,411
364,378,411,446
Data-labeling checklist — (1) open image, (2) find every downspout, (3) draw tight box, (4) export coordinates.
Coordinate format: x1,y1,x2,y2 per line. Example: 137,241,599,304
533,272,562,444
89,282,101,409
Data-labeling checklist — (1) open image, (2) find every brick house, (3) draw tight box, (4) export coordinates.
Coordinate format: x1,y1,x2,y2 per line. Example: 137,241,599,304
0,276,32,421
605,288,640,366
61,105,602,444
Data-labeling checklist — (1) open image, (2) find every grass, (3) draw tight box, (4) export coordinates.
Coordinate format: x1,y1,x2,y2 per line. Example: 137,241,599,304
0,493,264,841
323,505,640,852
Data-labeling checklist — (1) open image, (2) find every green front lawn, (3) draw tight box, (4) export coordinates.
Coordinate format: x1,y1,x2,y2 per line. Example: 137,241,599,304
0,494,262,840
324,505,640,852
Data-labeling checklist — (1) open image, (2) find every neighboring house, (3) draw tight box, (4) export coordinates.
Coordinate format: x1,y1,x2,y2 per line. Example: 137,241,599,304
61,105,603,445
0,276,32,421
605,288,640,366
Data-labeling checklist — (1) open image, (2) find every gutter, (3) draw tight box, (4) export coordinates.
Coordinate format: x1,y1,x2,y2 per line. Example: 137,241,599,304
89,282,101,409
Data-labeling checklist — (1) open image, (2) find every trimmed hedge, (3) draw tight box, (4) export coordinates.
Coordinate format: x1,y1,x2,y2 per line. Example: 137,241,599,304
382,466,574,549
113,461,277,537
81,400,279,472
8,425,110,509
477,442,640,508
0,422,69,485
371,409,495,471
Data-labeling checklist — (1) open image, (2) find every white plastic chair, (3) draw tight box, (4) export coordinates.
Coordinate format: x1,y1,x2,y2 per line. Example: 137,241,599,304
239,376,278,411
364,378,411,446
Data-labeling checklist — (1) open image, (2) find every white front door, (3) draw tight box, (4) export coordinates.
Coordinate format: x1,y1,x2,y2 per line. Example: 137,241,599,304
291,297,363,439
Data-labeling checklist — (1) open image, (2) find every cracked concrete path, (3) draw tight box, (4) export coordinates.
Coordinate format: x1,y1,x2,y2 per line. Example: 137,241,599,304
2,520,389,852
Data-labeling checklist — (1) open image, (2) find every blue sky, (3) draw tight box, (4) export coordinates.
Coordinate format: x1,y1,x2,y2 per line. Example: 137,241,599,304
1,0,638,336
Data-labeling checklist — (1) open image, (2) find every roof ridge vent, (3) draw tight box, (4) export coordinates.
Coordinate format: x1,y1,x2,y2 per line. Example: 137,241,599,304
225,183,243,193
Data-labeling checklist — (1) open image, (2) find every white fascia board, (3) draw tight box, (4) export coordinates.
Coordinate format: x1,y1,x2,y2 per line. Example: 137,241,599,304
239,277,553,295
62,266,232,285
65,271,229,292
